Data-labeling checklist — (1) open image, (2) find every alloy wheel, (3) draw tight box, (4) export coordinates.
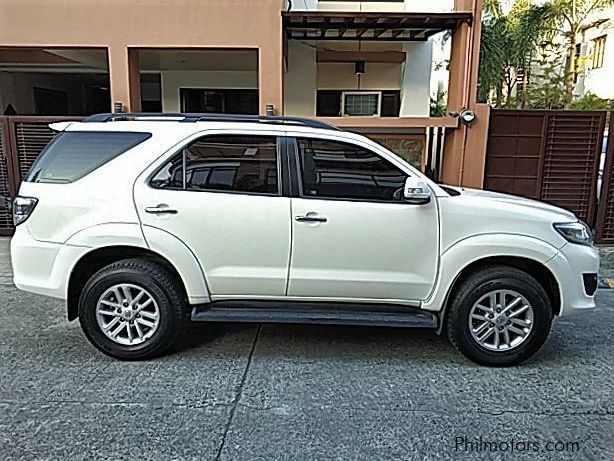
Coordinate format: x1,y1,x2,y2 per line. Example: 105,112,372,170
95,283,160,346
468,289,535,351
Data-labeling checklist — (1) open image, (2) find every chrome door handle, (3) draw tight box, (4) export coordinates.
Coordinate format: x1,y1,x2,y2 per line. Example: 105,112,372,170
294,214,327,223
144,205,178,215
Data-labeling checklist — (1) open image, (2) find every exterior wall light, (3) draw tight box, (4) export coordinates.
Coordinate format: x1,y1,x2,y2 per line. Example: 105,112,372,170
354,61,365,75
265,104,276,116
113,102,124,113
459,108,476,125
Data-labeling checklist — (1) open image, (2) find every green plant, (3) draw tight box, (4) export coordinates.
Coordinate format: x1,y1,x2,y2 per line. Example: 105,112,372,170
430,88,447,117
568,92,612,109
521,46,568,109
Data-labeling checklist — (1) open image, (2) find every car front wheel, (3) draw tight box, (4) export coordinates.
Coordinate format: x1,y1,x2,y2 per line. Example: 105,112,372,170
78,259,186,360
446,265,553,366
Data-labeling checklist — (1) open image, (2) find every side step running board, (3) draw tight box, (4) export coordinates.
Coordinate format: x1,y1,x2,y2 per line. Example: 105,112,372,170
191,302,438,328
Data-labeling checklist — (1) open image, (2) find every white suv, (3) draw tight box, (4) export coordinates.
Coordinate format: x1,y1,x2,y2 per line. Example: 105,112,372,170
10,113,599,366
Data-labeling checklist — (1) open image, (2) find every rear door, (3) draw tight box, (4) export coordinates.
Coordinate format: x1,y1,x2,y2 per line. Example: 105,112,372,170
286,134,439,303
134,131,291,298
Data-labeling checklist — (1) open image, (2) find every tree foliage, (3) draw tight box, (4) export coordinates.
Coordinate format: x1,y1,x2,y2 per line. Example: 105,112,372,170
548,0,614,104
430,88,447,117
478,0,614,109
569,92,613,109
478,0,556,107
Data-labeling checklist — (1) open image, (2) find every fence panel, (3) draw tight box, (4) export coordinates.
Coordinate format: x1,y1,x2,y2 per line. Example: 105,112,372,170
485,110,606,224
596,115,614,243
539,112,605,225
0,118,16,236
484,111,546,199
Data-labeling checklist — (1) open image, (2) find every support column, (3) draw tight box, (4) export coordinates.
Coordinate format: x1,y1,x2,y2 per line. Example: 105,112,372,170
259,34,284,115
108,45,141,112
460,103,490,188
128,49,141,112
399,42,432,117
441,0,485,186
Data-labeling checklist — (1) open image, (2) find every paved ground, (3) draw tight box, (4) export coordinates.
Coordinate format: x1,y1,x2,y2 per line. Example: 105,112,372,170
1,238,613,461
600,246,614,284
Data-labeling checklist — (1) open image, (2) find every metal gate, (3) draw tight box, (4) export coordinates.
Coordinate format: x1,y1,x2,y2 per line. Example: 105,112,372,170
596,115,614,243
484,110,606,225
0,118,18,236
0,116,81,235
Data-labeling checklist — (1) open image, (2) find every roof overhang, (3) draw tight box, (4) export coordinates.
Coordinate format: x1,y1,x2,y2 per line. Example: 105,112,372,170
283,11,473,42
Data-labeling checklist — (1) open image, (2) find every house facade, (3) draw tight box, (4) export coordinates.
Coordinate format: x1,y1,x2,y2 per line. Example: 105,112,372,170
575,7,614,101
0,0,486,187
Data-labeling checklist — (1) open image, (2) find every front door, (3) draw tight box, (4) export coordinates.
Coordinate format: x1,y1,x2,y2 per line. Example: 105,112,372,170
287,136,439,302
134,133,290,297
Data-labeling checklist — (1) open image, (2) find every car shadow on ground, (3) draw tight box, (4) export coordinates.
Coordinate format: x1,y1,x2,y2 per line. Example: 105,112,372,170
168,321,571,367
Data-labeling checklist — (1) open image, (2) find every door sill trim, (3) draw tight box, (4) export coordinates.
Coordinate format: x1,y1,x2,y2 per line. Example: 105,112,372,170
191,300,437,328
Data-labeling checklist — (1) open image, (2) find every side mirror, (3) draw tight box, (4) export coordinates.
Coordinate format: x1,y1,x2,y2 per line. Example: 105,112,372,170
403,177,432,205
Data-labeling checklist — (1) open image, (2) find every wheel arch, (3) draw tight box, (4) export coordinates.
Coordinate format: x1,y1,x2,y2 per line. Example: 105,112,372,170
434,255,561,334
423,234,562,334
66,244,207,321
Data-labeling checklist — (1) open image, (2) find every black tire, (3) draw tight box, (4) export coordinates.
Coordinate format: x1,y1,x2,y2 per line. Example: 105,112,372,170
78,259,186,360
446,265,553,367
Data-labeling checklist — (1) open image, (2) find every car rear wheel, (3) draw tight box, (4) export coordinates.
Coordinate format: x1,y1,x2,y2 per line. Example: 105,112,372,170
446,265,553,366
78,259,186,360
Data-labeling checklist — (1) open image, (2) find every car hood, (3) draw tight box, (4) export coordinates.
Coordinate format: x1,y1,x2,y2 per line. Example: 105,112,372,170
444,186,578,222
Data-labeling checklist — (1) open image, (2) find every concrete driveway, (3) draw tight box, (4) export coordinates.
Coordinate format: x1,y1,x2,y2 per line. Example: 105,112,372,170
1,238,613,460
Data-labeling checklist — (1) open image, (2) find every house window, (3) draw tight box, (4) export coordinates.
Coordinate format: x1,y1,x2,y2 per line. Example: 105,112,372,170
516,67,529,92
592,35,606,69
342,92,380,116
316,90,400,117
34,88,68,115
574,43,582,82
180,89,258,114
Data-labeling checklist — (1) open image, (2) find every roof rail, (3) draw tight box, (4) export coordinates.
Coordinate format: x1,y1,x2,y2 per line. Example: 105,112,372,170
82,112,340,131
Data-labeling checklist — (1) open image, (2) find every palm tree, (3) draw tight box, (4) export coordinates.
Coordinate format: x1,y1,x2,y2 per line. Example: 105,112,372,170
478,13,506,103
478,0,553,107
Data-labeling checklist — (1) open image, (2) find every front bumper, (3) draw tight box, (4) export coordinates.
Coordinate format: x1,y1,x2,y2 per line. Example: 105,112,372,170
11,226,89,299
546,243,600,316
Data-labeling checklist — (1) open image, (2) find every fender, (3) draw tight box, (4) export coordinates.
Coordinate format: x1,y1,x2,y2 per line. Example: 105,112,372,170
140,224,211,304
65,223,210,304
422,233,560,312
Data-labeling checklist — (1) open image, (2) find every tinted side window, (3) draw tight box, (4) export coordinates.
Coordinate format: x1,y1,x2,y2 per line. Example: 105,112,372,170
27,131,151,183
151,135,279,194
297,138,407,201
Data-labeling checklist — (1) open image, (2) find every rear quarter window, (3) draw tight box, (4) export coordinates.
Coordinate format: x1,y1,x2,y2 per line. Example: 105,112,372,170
26,131,151,183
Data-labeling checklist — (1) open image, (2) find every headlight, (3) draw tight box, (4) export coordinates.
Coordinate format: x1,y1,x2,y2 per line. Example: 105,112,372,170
553,221,593,246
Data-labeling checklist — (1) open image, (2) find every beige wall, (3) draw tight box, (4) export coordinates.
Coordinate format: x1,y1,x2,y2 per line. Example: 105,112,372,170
317,63,402,90
285,39,432,117
284,41,317,117
0,0,284,114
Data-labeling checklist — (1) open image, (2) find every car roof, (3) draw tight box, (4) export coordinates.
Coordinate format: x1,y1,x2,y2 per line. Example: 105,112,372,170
53,119,369,144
